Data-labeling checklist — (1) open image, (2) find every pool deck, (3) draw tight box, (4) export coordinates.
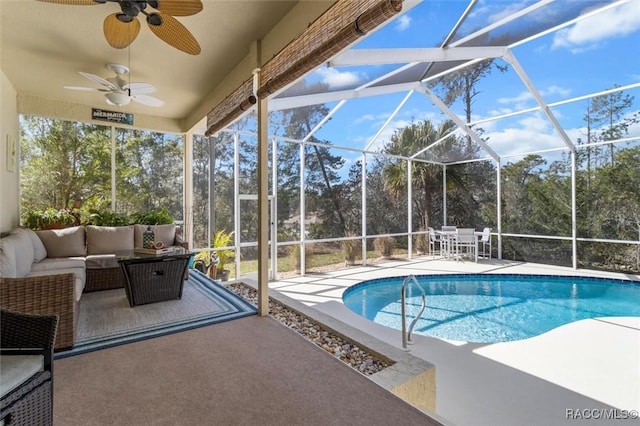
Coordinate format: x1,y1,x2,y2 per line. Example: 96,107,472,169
265,258,640,426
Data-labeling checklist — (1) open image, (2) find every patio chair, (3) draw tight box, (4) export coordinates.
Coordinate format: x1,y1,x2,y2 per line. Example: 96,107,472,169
440,226,457,259
455,228,476,262
479,227,492,259
427,227,441,258
1,309,58,426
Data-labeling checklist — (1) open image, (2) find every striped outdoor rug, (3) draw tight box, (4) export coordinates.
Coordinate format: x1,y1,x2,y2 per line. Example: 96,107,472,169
55,270,257,359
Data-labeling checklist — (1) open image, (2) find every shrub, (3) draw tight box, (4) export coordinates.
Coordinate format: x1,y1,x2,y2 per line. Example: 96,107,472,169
343,232,360,262
374,236,396,258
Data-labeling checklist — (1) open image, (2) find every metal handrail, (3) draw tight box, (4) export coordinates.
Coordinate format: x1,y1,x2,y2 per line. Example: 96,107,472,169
401,275,426,349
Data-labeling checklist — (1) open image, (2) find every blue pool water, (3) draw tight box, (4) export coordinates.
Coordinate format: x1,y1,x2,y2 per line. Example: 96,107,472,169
342,274,640,343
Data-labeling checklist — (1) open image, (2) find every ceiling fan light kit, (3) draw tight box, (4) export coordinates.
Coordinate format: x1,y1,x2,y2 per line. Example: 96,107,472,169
105,91,131,106
65,63,164,108
38,0,203,55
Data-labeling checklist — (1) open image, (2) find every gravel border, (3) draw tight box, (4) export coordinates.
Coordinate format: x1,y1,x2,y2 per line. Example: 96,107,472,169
226,282,390,375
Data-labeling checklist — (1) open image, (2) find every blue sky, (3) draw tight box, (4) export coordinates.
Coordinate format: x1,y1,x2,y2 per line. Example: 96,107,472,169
290,0,640,167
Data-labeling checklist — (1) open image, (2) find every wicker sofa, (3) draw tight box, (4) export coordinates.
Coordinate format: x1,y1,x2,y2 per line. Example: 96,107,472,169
0,224,186,350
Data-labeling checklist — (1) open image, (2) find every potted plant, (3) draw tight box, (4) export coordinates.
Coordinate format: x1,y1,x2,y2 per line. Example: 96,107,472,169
87,209,129,226
129,208,175,225
22,208,78,230
374,236,396,259
195,230,235,281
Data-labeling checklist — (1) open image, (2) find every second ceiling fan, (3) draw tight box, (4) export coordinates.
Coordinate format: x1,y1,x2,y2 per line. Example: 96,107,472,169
38,0,203,55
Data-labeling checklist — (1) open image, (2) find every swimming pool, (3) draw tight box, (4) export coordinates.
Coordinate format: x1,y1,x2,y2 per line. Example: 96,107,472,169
342,274,640,343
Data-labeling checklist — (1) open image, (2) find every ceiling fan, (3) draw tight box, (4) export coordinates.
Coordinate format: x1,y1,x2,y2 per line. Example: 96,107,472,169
65,63,164,107
37,0,203,55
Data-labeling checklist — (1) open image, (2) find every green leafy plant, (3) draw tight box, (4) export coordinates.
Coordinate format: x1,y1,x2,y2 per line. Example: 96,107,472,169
213,230,235,272
194,230,235,273
21,208,77,230
129,208,175,225
86,210,129,226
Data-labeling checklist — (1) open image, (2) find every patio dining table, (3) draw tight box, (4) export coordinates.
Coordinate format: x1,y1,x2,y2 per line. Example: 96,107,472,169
437,228,483,262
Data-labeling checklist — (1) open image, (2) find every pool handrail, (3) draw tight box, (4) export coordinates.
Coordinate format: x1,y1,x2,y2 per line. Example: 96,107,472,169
401,275,426,349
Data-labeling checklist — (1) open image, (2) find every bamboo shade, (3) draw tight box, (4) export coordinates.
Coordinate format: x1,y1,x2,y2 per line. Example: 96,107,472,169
205,78,256,136
258,0,402,98
205,0,402,136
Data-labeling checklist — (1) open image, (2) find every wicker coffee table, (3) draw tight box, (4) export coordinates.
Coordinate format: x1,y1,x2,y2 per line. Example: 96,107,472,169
116,248,193,307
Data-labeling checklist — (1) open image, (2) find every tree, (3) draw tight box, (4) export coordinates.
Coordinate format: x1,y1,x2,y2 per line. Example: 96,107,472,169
428,58,507,154
274,87,347,238
20,116,111,213
383,120,456,231
589,86,636,166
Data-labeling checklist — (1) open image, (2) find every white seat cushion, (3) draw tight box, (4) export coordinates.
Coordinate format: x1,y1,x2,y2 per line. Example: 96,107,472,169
0,354,43,398
30,257,86,272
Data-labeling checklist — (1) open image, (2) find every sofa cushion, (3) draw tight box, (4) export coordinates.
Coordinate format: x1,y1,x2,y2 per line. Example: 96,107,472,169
26,268,85,301
36,226,86,258
11,228,47,262
0,232,34,278
86,225,134,255
134,224,176,248
85,254,119,269
0,237,17,278
30,257,86,272
0,354,43,398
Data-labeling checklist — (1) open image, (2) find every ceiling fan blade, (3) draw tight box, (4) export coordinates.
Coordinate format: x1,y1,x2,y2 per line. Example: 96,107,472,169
64,86,108,92
148,12,200,55
104,13,141,49
37,0,97,5
79,72,118,90
125,82,157,95
154,0,203,17
132,94,165,107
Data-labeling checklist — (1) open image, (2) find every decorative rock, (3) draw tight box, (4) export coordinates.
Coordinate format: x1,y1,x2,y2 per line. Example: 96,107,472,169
226,282,389,375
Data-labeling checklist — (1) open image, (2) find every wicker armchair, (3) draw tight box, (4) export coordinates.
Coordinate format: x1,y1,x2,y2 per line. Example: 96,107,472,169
0,273,77,350
0,309,58,426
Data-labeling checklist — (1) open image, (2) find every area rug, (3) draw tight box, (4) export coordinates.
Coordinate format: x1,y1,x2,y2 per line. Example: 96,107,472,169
55,270,257,359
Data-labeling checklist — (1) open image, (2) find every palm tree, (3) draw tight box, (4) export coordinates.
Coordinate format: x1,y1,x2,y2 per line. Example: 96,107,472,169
383,119,457,230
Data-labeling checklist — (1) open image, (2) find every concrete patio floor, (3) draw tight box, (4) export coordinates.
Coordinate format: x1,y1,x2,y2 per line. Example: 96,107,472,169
261,258,640,426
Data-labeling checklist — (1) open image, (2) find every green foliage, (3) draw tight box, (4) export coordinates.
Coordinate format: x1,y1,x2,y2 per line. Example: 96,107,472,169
194,230,235,272
128,208,175,225
86,210,129,226
21,208,77,230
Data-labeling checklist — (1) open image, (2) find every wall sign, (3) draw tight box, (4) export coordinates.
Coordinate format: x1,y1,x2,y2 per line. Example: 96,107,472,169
92,108,134,125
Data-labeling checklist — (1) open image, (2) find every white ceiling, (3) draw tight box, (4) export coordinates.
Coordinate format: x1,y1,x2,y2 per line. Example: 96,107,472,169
0,1,332,132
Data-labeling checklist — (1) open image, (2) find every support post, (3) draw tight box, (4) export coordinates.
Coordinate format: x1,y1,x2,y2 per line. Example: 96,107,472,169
257,71,269,316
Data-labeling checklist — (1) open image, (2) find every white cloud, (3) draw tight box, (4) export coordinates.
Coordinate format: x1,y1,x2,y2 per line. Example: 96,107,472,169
314,67,364,89
395,15,411,32
498,91,533,105
540,86,571,97
354,114,375,124
495,86,572,112
483,113,563,157
552,1,640,51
